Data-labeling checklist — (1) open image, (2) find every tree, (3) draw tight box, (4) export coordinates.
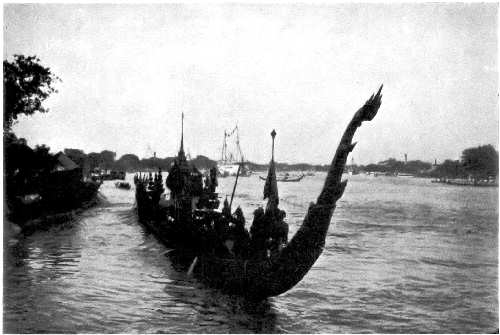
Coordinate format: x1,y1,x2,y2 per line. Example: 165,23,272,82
378,158,405,172
115,154,140,171
191,155,217,170
402,160,432,174
4,133,34,174
3,55,60,132
87,152,102,171
99,150,116,170
431,159,466,179
461,144,498,180
32,144,56,172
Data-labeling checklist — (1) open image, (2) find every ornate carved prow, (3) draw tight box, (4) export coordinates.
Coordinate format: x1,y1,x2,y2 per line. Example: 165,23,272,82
244,85,384,299
318,84,383,206
190,86,384,300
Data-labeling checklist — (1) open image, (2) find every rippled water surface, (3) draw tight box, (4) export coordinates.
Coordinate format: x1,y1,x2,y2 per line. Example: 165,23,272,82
4,173,498,333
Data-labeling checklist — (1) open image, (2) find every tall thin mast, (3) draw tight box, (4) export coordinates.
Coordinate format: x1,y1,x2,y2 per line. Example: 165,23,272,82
221,131,227,162
236,125,244,163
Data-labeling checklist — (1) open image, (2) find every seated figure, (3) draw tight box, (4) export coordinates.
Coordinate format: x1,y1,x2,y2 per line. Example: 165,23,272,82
249,207,271,259
269,209,288,257
249,206,289,260
228,206,250,258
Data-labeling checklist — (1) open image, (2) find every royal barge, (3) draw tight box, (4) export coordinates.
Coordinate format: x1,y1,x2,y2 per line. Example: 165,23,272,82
134,86,383,300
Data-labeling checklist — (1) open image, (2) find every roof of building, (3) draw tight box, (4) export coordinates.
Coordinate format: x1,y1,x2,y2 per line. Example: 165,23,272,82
54,152,79,171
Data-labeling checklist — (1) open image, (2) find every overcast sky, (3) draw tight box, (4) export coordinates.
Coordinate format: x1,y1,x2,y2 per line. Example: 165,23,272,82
4,3,498,164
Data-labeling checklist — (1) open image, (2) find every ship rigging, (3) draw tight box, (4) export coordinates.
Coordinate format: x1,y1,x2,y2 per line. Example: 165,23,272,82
218,125,250,177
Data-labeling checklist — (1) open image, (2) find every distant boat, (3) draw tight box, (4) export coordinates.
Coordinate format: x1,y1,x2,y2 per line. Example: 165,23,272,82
396,172,414,177
432,178,498,187
115,181,131,190
217,125,251,177
99,170,126,181
346,158,360,175
260,173,305,182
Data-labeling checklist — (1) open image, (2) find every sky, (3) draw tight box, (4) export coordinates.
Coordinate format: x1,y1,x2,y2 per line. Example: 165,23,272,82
4,3,498,164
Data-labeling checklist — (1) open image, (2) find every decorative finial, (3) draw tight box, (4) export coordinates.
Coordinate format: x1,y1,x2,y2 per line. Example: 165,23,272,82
271,129,276,161
177,113,186,161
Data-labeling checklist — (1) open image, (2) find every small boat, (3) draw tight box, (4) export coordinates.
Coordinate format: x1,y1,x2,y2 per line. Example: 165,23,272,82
102,170,126,181
431,178,498,187
134,86,383,300
396,172,414,177
259,173,305,182
115,181,131,190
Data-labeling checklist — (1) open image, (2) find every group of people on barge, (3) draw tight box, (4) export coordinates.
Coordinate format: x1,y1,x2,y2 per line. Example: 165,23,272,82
134,129,288,261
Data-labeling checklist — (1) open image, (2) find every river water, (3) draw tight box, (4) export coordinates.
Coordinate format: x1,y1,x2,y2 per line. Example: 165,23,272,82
4,173,498,333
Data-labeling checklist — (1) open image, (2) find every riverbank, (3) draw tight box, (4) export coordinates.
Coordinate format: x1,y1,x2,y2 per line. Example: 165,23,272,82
431,178,498,187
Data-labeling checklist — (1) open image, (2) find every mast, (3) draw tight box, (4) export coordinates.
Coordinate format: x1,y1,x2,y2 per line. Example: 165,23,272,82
229,164,241,209
236,125,245,163
221,131,227,162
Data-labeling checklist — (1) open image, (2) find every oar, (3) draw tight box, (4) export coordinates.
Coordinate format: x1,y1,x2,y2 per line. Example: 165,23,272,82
229,162,242,210
187,256,198,277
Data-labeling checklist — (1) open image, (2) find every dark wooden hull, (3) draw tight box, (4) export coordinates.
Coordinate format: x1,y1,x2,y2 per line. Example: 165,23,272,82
135,201,282,299
431,179,498,187
115,182,131,190
135,86,383,300
259,175,304,182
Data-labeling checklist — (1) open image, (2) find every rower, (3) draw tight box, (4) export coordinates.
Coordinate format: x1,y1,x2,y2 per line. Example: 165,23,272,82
249,129,290,260
231,206,250,258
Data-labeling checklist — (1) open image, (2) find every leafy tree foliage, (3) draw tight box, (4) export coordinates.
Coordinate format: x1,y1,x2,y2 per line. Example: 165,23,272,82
430,159,466,179
191,155,217,170
403,160,432,174
3,55,60,131
361,158,431,174
139,156,174,171
4,134,58,198
87,152,102,170
4,133,34,174
461,145,498,179
32,144,57,172
115,154,140,171
99,150,117,169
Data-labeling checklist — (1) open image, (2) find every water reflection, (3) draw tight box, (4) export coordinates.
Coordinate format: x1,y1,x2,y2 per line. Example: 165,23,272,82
4,175,498,333
161,279,279,333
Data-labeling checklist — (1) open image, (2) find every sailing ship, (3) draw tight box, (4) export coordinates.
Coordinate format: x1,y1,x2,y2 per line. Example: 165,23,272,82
218,125,251,177
134,86,383,299
344,157,361,175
